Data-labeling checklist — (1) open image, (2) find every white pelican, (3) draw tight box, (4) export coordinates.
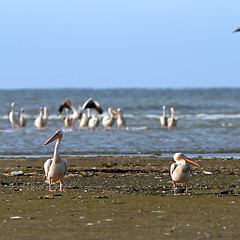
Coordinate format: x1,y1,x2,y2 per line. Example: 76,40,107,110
160,106,168,127
81,98,103,115
44,130,67,191
170,153,200,195
102,107,117,130
34,107,47,130
64,108,72,129
9,103,20,128
19,108,27,127
78,113,89,130
168,107,177,129
116,108,126,128
59,98,82,129
88,115,100,130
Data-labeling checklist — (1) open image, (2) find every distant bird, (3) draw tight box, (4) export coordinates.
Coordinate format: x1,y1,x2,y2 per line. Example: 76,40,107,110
81,97,103,115
64,108,72,129
78,113,89,130
233,28,240,33
34,107,47,130
170,153,200,195
88,115,100,130
102,107,117,130
44,130,67,191
59,98,82,129
160,105,168,127
116,108,126,128
9,103,20,128
19,108,27,127
168,107,177,129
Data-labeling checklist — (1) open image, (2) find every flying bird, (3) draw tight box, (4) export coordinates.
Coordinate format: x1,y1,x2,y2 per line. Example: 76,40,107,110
44,130,68,191
233,28,240,33
170,153,200,195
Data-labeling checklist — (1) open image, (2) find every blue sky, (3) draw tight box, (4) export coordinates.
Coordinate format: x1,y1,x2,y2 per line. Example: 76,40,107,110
0,0,240,89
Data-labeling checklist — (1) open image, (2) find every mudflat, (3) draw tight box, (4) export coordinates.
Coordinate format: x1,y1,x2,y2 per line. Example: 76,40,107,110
1,156,240,239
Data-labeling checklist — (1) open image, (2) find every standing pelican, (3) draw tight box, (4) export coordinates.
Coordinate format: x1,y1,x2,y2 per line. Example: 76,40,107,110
19,108,27,127
58,98,82,129
160,106,168,127
168,107,177,129
44,130,67,191
34,107,47,130
78,113,89,130
116,108,126,128
170,153,200,195
9,103,20,128
102,107,117,130
64,108,72,129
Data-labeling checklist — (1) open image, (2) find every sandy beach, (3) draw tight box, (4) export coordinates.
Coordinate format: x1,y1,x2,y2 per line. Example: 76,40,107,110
1,155,240,239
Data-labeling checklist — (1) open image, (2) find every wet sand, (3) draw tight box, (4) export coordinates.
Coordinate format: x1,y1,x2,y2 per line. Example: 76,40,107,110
1,156,240,239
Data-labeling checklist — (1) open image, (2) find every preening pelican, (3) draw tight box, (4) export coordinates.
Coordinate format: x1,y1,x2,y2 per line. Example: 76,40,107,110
19,108,27,127
102,107,117,130
168,107,177,129
170,153,200,195
116,108,126,128
59,98,82,129
88,115,100,130
160,106,168,127
44,130,67,191
78,113,89,130
34,107,47,130
9,103,20,128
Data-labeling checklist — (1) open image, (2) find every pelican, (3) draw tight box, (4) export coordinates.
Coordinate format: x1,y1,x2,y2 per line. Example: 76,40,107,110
34,107,47,130
102,107,117,130
44,130,67,191
19,108,27,127
116,108,126,128
168,107,177,129
59,98,82,129
81,98,103,115
9,103,20,128
160,106,168,127
88,115,100,130
78,113,89,130
64,108,72,129
170,153,200,195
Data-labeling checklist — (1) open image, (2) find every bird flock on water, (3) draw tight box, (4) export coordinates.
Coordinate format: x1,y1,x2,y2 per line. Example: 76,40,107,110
9,98,177,131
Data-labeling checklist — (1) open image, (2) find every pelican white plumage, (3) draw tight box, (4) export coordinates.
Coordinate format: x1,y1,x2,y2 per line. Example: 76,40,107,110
34,107,47,130
19,108,27,127
88,115,99,130
9,103,20,128
168,107,177,129
78,113,89,130
170,153,200,195
64,108,72,129
44,130,67,191
116,108,126,128
102,107,117,130
160,106,168,127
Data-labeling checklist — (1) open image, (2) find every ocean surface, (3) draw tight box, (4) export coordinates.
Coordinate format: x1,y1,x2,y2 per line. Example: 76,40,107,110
1,88,240,158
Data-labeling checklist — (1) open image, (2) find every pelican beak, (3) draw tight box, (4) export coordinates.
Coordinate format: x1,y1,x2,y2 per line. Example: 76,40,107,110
111,109,118,114
44,131,62,145
180,156,200,167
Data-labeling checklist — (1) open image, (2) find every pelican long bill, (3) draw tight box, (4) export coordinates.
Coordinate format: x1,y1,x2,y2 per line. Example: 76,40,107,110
179,156,200,167
44,131,62,145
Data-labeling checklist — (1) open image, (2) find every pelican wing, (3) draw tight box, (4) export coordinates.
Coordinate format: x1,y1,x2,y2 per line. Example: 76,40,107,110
170,162,178,176
82,98,103,114
63,159,68,175
44,158,52,178
59,98,73,114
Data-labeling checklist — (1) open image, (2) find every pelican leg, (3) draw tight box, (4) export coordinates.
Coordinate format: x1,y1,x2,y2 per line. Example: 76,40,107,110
49,178,53,191
173,182,177,195
185,182,189,195
59,178,65,192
